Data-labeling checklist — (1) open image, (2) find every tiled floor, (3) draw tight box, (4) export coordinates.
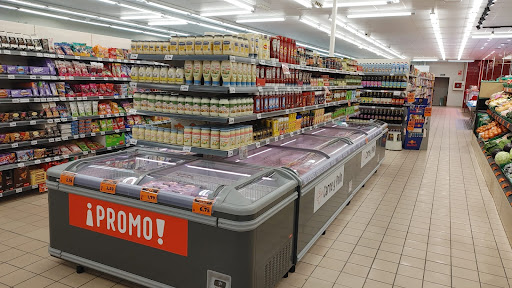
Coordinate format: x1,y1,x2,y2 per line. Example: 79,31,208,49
0,107,510,288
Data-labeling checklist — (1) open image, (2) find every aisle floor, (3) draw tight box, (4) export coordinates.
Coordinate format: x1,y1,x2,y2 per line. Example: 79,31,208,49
0,107,510,288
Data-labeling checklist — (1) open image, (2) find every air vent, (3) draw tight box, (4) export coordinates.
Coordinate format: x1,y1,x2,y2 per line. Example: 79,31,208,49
264,239,292,288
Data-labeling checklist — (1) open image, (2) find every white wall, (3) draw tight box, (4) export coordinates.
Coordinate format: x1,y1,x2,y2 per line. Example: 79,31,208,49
427,62,467,107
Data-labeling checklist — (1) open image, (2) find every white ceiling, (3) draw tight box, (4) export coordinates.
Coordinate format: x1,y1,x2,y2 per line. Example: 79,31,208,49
3,0,512,60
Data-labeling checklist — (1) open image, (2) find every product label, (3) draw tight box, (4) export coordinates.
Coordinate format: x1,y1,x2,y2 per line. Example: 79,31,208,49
68,193,188,256
314,164,344,213
361,140,376,168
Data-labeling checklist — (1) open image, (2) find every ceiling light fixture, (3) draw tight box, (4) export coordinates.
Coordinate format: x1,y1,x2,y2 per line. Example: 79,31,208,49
323,0,399,8
448,59,475,62
430,11,446,60
292,0,313,8
236,17,285,23
223,0,254,11
472,33,512,39
109,25,144,33
145,2,191,15
0,4,16,9
120,14,163,20
458,0,485,60
198,23,239,34
347,11,413,18
18,8,70,19
2,0,44,8
201,10,253,17
97,0,116,4
412,58,438,62
483,50,495,59
148,19,188,25
46,7,99,18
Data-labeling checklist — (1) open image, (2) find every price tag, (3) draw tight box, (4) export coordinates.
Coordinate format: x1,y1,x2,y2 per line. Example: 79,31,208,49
29,75,37,80
266,139,271,145
80,134,86,138
104,77,109,81
393,91,401,96
34,98,41,102
60,171,76,186
90,133,96,136
11,143,18,148
48,138,55,143
425,107,432,117
10,122,16,127
280,135,284,140
62,136,69,141
407,121,415,131
36,52,43,57
274,86,279,92
255,142,261,148
74,135,79,139
59,76,66,80
72,117,78,121
31,140,37,145
47,119,53,123
99,96,104,99
302,107,306,111
45,158,51,162
182,146,192,152
91,77,96,80
107,146,112,150
285,109,291,114
180,85,189,91
251,59,256,64
290,131,295,136
15,188,22,193
63,154,69,159
97,57,103,61
229,87,236,93
100,179,118,194
100,115,105,118
256,114,262,119
54,118,61,123
83,151,89,155
115,129,120,133
8,75,15,79
55,137,62,142
260,59,266,65
108,58,114,62
192,197,215,216
113,77,119,81
274,136,279,142
140,187,159,203
3,50,11,55
34,160,41,164
17,163,25,167
54,156,61,161
227,150,234,157
130,54,138,60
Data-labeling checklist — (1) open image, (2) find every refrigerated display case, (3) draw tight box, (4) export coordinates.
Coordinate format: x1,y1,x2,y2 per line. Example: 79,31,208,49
228,120,388,259
47,148,300,288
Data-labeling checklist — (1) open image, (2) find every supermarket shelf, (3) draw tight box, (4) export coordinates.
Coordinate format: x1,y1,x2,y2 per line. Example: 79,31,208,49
363,72,408,76
130,54,364,75
0,143,131,172
0,113,128,128
360,89,406,94
136,112,360,157
133,82,361,94
0,49,163,65
487,108,512,130
0,185,40,198
361,87,407,91
0,95,133,104
476,138,512,205
358,105,404,110
134,99,359,124
0,128,131,151
0,75,130,81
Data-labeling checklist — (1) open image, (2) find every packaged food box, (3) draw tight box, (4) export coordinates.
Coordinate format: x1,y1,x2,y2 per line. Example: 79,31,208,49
14,167,29,188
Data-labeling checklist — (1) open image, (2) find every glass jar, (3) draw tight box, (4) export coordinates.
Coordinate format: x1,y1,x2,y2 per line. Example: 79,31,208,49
201,127,210,148
184,126,192,146
210,128,220,149
192,127,201,147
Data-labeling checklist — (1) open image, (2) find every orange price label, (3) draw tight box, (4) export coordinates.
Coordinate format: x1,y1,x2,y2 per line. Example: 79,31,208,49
407,121,415,131
407,94,415,103
100,179,118,194
192,198,215,216
425,107,432,117
60,171,76,186
140,187,159,203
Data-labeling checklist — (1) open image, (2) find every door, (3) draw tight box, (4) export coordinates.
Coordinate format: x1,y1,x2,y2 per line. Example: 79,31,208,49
433,77,449,106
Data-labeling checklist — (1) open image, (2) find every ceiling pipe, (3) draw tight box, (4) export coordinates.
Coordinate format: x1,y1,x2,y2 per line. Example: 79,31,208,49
329,0,338,56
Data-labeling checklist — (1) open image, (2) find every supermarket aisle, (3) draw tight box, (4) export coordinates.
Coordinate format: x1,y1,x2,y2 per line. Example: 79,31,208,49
0,107,510,288
277,106,512,288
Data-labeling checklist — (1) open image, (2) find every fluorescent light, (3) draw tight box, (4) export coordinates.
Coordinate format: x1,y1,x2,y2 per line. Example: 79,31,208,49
430,11,446,60
457,0,484,60
18,8,70,20
148,20,188,26
3,0,45,8
69,19,110,27
46,7,99,18
120,14,162,20
97,0,116,4
448,60,474,62
347,11,413,18
223,0,254,11
118,3,155,14
483,50,495,59
472,33,512,39
109,25,144,33
292,0,312,8
323,0,390,8
0,4,16,9
236,17,285,23
201,10,253,17
412,58,438,61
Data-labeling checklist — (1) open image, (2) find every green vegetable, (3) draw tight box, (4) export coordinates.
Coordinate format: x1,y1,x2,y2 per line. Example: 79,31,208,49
499,139,511,149
495,151,512,165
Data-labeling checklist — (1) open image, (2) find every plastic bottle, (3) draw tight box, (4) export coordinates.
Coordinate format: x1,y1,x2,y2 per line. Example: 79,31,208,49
219,98,229,117
193,60,203,85
178,37,186,55
147,94,156,111
169,95,178,113
169,38,178,54
175,68,185,85
201,127,211,148
221,60,232,87
170,129,177,144
192,127,201,147
201,97,210,116
150,127,158,142
167,67,176,84
138,66,146,82
210,128,220,149
193,97,201,115
229,98,238,117
155,95,163,112
184,60,193,85
184,126,192,146
145,66,154,83
152,66,160,83
219,128,230,150
237,62,243,87
184,96,193,115
140,93,148,110
203,61,212,86
162,95,171,112
177,95,185,114
132,125,140,139
210,98,219,116
157,128,164,142
144,126,152,140
163,128,171,144
130,66,139,81
133,93,142,110
177,130,184,145
194,36,203,55
159,67,168,83
211,61,221,86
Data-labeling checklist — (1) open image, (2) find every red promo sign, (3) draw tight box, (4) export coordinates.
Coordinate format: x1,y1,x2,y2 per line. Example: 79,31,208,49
68,194,188,256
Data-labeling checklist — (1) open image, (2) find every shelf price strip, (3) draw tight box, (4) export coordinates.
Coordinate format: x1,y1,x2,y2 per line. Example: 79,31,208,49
140,187,159,203
99,179,118,195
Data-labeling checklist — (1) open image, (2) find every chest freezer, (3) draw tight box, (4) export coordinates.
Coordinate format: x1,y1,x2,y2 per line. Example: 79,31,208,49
47,148,301,288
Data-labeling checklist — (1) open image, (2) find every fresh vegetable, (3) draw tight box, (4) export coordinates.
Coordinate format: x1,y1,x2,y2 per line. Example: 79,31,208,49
499,139,511,149
492,148,503,158
495,151,512,165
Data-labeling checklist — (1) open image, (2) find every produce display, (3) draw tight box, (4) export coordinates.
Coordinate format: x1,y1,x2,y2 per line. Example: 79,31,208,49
476,121,507,140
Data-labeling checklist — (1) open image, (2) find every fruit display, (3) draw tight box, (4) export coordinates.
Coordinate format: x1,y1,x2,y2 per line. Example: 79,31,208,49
477,121,507,140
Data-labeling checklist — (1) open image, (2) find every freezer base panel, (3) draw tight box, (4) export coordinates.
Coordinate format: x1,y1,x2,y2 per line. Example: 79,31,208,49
48,187,296,288
297,138,386,258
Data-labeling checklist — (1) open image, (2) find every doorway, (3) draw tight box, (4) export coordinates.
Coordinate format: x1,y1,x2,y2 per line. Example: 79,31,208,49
433,77,449,106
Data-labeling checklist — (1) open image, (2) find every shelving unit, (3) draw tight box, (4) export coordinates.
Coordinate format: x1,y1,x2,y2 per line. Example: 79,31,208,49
0,95,132,103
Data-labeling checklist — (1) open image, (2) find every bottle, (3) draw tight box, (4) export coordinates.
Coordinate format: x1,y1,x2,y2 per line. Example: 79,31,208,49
177,95,185,114
169,95,178,113
184,96,193,114
163,128,171,144
150,127,158,142
175,67,185,85
229,98,238,117
130,66,139,81
184,60,193,85
219,128,230,150
157,128,164,143
162,95,171,112
210,98,219,116
133,93,142,110
192,127,201,147
177,130,184,145
144,126,151,140
132,125,140,139
201,97,210,116
140,93,148,110
193,97,201,115
145,66,154,83
170,129,177,144
193,60,203,85
155,95,163,112
203,60,212,86
147,94,156,111
211,61,221,86
184,126,192,146
152,66,160,83
219,98,229,117
159,67,168,83
168,67,177,84
210,128,220,149
221,60,232,87
138,66,146,82
201,127,210,148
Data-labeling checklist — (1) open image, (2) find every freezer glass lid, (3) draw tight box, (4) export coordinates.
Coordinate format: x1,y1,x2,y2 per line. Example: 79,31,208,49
70,150,190,185
331,121,378,133
276,134,349,156
137,160,268,199
228,146,327,177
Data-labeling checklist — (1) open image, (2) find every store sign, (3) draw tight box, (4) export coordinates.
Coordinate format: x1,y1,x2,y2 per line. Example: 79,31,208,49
68,194,188,256
314,165,344,213
361,141,376,168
